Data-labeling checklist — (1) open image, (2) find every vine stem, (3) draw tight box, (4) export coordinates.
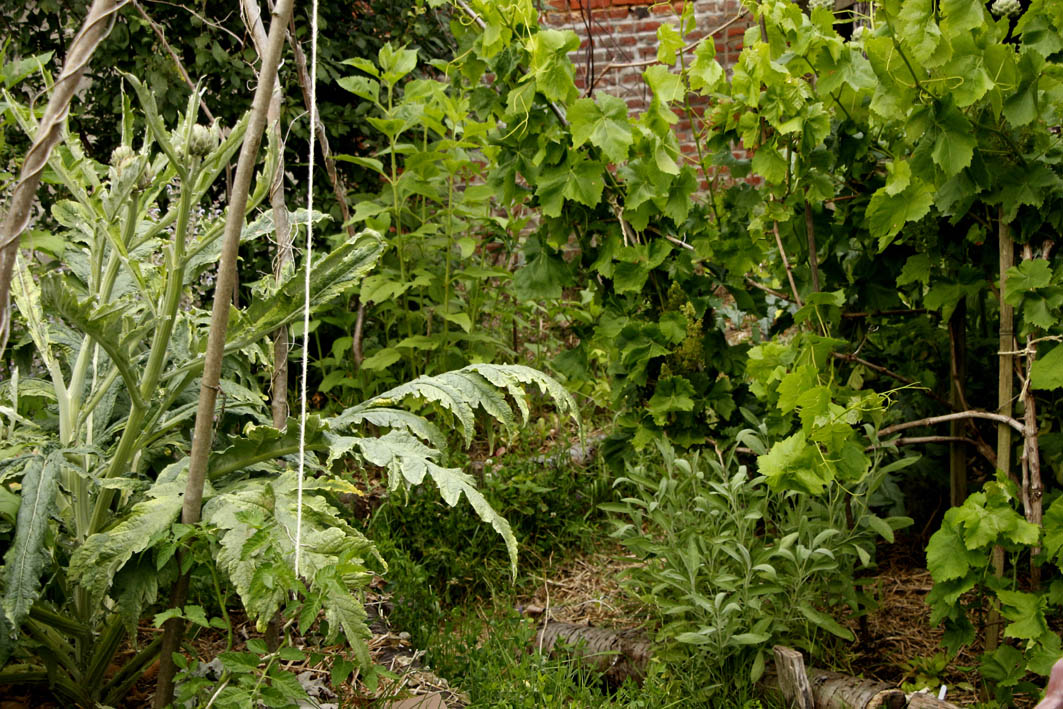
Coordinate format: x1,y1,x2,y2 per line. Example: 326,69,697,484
772,220,803,307
153,0,296,704
804,200,820,293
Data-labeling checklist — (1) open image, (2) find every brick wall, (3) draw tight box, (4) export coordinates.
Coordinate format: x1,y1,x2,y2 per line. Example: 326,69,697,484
541,0,751,161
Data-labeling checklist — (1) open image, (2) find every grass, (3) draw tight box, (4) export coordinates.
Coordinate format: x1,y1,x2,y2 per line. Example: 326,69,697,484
362,424,786,707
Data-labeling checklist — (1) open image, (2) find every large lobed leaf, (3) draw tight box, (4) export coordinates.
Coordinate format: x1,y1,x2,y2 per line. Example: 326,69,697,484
67,470,188,607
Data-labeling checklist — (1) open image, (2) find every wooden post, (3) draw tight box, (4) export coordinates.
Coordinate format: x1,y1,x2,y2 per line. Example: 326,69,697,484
948,299,967,507
988,210,1014,652
774,645,814,709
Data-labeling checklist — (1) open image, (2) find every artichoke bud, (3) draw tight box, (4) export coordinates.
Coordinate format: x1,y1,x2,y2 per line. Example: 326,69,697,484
110,145,137,174
137,163,156,191
187,124,219,158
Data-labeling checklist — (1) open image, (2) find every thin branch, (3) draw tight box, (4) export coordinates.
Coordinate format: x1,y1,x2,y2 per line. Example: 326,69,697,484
745,277,793,302
878,410,1025,438
587,11,748,93
141,0,244,45
841,308,927,319
772,220,802,307
286,17,367,364
131,0,215,122
867,435,980,451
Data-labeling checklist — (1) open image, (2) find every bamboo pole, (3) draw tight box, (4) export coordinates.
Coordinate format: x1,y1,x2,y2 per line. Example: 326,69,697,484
949,299,967,507
987,209,1014,653
152,1,296,704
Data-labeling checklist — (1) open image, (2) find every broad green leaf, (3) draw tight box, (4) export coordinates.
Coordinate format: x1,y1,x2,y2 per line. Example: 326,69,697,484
647,376,696,425
514,242,568,300
360,348,402,371
867,179,935,250
926,516,972,582
751,145,787,184
644,65,684,103
525,30,580,104
337,76,380,104
897,254,932,287
930,103,976,177
68,474,186,605
997,590,1048,641
657,23,683,65
940,0,984,33
1031,345,1063,391
569,94,633,163
688,38,724,92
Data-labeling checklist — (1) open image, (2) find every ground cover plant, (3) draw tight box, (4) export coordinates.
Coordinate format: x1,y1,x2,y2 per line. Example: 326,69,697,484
2,0,1063,706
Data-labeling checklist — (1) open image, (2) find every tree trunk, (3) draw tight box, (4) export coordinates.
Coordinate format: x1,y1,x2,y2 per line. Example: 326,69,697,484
1020,243,1043,588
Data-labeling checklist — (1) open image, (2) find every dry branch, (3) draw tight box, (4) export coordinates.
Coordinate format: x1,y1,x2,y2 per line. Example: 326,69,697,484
878,410,1025,438
0,0,128,356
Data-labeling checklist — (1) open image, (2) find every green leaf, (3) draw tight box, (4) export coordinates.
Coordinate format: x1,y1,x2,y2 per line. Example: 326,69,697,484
940,0,984,33
1031,345,1063,391
569,94,633,163
525,30,580,104
688,38,724,92
751,145,787,184
644,65,684,103
646,376,696,425
797,603,854,641
897,254,932,287
514,242,567,300
69,474,186,605
360,348,402,371
926,516,972,582
867,179,935,250
1,452,61,631
930,103,976,177
657,23,684,64
337,76,380,104
997,590,1048,641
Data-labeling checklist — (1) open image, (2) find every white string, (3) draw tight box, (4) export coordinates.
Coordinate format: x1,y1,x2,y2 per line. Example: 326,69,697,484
294,0,319,581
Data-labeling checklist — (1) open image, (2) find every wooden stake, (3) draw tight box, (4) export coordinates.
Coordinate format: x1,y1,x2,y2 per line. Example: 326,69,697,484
774,645,814,709
153,0,296,704
987,208,1014,652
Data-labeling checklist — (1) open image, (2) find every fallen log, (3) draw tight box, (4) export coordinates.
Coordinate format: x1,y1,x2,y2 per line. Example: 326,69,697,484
532,621,651,687
765,647,961,709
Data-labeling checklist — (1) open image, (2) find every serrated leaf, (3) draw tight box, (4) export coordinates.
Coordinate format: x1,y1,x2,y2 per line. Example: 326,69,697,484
2,452,60,630
569,94,633,163
1031,345,1063,391
68,475,186,605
